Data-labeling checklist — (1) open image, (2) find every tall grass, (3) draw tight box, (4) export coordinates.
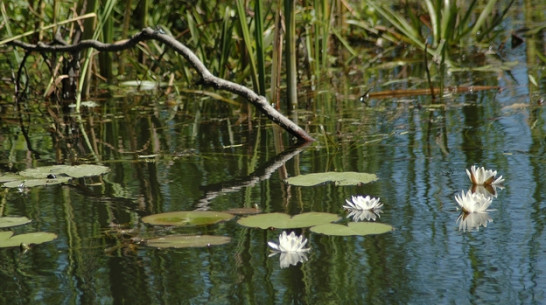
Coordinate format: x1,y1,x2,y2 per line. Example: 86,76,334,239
367,0,515,66
236,0,261,94
76,0,116,111
285,0,298,108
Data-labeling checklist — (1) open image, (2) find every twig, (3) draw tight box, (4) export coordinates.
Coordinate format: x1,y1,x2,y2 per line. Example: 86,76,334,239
10,27,315,142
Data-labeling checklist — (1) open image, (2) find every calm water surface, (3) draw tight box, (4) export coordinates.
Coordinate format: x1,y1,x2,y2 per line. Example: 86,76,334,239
1,28,545,305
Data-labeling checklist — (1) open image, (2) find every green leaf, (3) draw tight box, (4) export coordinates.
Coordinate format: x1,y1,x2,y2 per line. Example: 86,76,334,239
0,231,58,248
285,172,378,186
310,222,393,236
0,216,32,228
237,212,341,229
225,207,261,215
2,164,110,188
2,177,71,188
145,234,231,248
20,164,110,179
141,211,235,227
119,80,164,91
0,173,21,183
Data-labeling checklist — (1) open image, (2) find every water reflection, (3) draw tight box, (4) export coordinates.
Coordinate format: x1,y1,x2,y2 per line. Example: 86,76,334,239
343,195,383,221
456,211,493,232
269,252,309,269
1,14,545,303
470,184,503,199
346,208,383,222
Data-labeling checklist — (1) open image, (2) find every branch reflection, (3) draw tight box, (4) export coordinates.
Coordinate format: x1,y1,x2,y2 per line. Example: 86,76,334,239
195,143,310,209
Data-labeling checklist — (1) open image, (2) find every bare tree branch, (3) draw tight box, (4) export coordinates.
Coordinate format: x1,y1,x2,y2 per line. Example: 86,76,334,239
10,27,315,142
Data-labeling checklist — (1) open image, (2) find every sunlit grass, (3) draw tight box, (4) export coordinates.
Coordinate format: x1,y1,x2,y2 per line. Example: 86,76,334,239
366,0,515,68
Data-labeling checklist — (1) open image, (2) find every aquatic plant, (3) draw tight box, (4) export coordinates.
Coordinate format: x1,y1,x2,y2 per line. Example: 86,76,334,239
466,165,504,186
268,231,311,253
454,190,492,214
366,0,515,66
343,195,383,211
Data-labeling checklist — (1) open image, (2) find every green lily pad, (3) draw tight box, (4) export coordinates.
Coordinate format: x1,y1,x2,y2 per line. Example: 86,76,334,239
145,234,231,248
20,164,110,179
285,172,378,186
310,222,393,236
120,80,164,91
225,207,262,215
0,216,32,228
0,231,58,248
2,164,110,188
2,177,71,188
141,211,235,227
237,212,341,229
0,173,22,183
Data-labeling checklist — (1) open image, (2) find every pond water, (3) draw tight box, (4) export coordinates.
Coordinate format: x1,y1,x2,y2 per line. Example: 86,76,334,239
1,16,545,305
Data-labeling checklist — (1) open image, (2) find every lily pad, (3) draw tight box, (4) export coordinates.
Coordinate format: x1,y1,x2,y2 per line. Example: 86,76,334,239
0,216,32,228
237,212,340,229
20,164,110,179
225,207,262,215
145,234,231,248
285,172,378,186
0,231,58,248
2,164,110,188
0,173,22,183
310,222,393,236
120,80,164,91
2,177,71,188
141,211,235,227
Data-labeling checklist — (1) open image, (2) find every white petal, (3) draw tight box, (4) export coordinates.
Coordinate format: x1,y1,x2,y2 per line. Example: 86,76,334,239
268,241,280,251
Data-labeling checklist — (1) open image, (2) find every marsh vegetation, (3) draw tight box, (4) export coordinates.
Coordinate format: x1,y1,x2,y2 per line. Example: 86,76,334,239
0,1,545,304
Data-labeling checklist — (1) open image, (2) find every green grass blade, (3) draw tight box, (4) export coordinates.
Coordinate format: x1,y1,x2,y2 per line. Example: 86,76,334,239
218,7,234,78
236,0,260,93
471,0,498,36
254,0,266,95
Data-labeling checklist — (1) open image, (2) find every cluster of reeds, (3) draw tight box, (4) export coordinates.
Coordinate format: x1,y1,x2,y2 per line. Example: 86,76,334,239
0,0,522,108
365,0,515,67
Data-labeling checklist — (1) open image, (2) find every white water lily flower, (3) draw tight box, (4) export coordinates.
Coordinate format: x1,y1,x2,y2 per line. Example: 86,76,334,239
268,231,310,253
346,208,382,222
343,195,383,211
454,190,492,214
466,165,504,186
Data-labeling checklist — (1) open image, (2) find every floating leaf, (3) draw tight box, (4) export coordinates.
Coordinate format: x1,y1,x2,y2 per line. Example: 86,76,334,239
120,80,163,91
225,207,261,215
2,164,110,188
285,172,378,186
0,216,32,228
145,234,231,248
0,231,58,248
0,173,21,183
237,212,340,229
142,211,234,227
19,164,110,179
310,222,393,236
2,177,71,188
